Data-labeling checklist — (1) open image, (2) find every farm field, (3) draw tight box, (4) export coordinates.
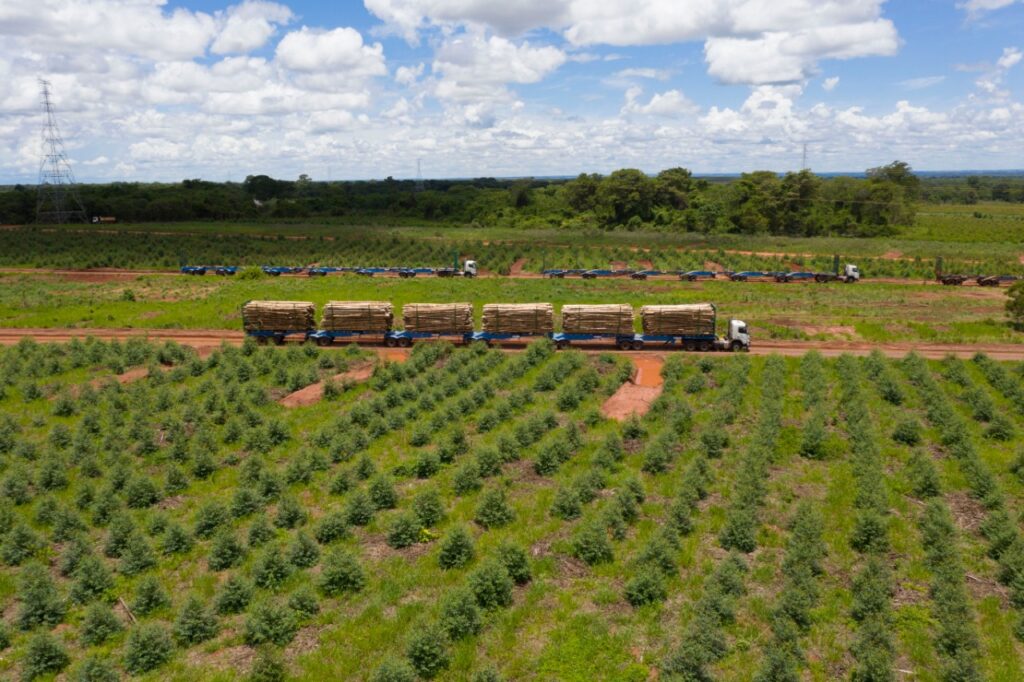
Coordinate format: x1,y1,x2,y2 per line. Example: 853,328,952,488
0,271,1018,346
1,337,1024,680
2,200,1023,278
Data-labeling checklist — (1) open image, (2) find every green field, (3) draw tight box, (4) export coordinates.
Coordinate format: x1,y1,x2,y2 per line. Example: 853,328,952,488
1,338,1024,680
2,201,1023,277
0,271,1018,345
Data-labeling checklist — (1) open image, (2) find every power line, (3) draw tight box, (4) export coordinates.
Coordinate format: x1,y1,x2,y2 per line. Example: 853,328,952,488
35,79,87,224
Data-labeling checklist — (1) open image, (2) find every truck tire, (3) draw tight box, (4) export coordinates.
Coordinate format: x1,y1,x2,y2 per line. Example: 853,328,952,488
699,341,711,352
385,337,398,347
730,340,743,353
555,340,568,350
273,335,285,346
631,340,644,351
684,340,697,352
617,339,632,351
316,336,333,347
399,337,412,348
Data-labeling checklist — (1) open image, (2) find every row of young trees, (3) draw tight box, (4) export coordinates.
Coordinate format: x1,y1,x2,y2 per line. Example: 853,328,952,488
0,163,927,236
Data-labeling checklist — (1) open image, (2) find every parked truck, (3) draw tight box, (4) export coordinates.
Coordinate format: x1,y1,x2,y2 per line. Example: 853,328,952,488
246,300,750,352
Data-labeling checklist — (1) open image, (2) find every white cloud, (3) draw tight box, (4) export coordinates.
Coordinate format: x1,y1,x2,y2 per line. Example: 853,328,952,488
822,76,839,91
211,0,293,54
614,68,671,81
899,75,945,90
366,0,900,86
275,26,386,76
622,87,698,116
432,33,565,88
395,63,425,85
975,46,1022,97
959,0,1020,16
997,47,1022,70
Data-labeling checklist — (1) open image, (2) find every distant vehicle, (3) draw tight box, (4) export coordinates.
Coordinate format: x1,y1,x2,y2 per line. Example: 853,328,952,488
977,274,1019,287
775,271,817,283
630,270,667,280
91,216,116,224
180,265,207,276
214,266,237,276
435,260,478,278
261,266,304,276
680,270,716,281
938,273,971,286
813,264,861,283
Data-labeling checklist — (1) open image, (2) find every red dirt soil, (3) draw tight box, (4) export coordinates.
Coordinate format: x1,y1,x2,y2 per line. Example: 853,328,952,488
601,356,664,421
278,361,376,408
509,257,528,275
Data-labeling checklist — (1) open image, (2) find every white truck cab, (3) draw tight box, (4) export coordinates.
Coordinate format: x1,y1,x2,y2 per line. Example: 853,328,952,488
843,264,860,282
463,260,478,277
724,319,750,351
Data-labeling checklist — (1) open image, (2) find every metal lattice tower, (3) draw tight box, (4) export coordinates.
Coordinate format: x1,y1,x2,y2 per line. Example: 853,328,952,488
36,79,87,224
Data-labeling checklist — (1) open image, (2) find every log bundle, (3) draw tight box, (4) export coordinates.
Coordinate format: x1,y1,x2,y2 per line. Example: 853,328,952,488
561,304,634,335
402,303,474,333
640,304,716,336
242,300,316,331
481,303,554,334
321,301,393,331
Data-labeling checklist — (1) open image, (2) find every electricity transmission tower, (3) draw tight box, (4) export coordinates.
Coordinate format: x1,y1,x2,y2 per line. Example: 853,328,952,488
36,79,87,224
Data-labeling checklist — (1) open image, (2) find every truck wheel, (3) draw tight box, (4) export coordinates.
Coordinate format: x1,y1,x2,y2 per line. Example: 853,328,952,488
273,335,285,346
256,336,268,346
385,337,398,347
699,341,711,352
316,336,333,347
555,340,568,350
631,340,644,351
399,337,412,348
617,339,632,351
730,340,743,353
684,341,697,352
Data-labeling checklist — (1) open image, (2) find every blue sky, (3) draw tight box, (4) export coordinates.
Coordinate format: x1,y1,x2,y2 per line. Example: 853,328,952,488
0,0,1021,182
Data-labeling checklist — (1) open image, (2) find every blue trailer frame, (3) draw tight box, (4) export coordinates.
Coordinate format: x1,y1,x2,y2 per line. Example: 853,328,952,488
307,330,389,345
245,329,312,345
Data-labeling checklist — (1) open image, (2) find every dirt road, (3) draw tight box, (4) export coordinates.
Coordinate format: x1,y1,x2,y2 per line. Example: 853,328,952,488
1,328,1021,360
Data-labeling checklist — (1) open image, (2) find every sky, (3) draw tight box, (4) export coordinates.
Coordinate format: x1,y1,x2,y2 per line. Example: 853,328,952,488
0,0,1022,182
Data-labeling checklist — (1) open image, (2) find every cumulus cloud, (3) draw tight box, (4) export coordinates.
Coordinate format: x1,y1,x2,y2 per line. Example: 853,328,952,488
367,0,900,85
622,87,698,116
822,76,839,91
432,33,565,87
959,0,1020,16
211,0,293,54
275,26,386,75
395,63,425,85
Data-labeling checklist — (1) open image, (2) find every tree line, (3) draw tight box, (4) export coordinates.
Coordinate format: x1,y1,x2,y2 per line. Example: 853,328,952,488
2,161,1011,237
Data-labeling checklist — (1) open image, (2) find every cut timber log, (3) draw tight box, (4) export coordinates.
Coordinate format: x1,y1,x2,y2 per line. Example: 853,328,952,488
561,304,634,335
321,301,393,332
402,303,474,333
481,303,554,334
242,300,315,331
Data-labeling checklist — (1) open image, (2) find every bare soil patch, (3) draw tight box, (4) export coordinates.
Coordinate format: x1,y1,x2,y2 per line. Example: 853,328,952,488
510,257,528,275
278,361,375,408
601,356,664,420
945,490,986,533
638,259,654,270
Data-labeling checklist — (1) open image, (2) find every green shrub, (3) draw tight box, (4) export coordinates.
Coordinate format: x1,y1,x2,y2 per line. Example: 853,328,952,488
387,512,422,549
248,514,276,547
985,414,1016,441
474,488,514,529
320,547,365,596
287,531,320,568
209,529,246,571
21,631,69,681
495,542,531,585
70,555,113,604
194,501,228,539
344,490,375,526
253,546,292,589
438,526,475,570
369,475,398,510
550,486,582,520
905,450,941,498
572,522,613,566
452,461,482,495
288,587,320,618
412,489,445,527
700,430,728,458
406,624,450,679
80,602,123,647
244,600,298,646
850,511,889,554
17,562,65,630
3,523,40,565
469,559,514,609
119,531,156,575
314,511,349,545
892,419,922,446
439,587,482,640
274,495,306,529
71,655,119,682
173,595,219,646
371,658,417,682
625,568,667,607
215,574,254,614
132,575,170,615
248,646,286,682
124,623,173,674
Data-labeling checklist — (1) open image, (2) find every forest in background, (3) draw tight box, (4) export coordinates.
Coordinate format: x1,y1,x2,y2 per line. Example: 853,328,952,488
3,163,1023,237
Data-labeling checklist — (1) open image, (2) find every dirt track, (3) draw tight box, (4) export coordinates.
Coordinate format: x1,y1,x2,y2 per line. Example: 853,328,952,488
1,328,1021,360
